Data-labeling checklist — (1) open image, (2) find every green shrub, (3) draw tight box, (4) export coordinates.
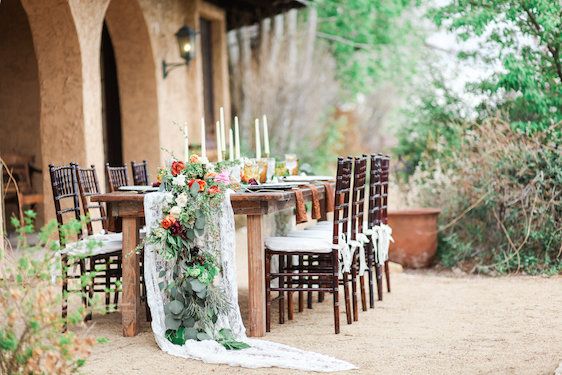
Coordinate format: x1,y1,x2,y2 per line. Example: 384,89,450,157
404,118,561,274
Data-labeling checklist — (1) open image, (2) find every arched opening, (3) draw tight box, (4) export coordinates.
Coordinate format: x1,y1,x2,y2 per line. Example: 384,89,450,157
104,0,160,173
101,22,123,166
0,0,42,223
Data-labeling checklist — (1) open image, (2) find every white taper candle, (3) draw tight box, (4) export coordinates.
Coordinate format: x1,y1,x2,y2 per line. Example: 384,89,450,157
215,121,222,162
200,117,206,158
255,118,261,160
234,116,241,159
262,114,270,157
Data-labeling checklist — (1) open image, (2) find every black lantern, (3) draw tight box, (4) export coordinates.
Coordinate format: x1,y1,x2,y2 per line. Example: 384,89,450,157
162,25,197,79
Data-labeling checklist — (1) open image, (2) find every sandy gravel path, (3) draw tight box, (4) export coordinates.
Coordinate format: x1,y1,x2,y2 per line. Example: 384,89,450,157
83,271,561,374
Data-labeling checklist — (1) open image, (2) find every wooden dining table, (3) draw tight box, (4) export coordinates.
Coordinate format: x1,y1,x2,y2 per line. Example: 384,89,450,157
91,185,330,338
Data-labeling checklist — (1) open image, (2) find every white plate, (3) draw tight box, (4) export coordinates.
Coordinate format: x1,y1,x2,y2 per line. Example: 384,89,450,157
243,182,301,191
118,185,158,193
282,176,334,182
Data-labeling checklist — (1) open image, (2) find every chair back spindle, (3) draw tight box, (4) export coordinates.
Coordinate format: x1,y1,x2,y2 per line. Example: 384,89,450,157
76,164,108,235
332,157,353,246
105,164,129,192
351,157,367,240
131,160,149,186
48,163,83,244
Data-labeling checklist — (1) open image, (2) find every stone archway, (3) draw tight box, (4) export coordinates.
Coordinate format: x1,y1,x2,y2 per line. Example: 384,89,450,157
104,0,160,174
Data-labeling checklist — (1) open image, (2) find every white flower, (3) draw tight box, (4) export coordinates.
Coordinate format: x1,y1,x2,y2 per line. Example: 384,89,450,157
199,156,210,165
169,205,182,218
152,227,166,238
175,192,188,208
172,174,186,186
165,192,175,204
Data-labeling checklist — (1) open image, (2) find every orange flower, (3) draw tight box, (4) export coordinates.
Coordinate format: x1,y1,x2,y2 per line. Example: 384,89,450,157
208,185,221,194
161,215,176,229
189,154,200,163
171,161,185,176
188,179,206,192
204,172,218,179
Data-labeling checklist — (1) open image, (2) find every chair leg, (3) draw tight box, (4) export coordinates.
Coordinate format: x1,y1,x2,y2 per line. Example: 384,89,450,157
298,256,304,313
79,259,92,321
105,259,111,311
332,251,340,334
360,275,367,311
265,251,271,332
342,272,352,325
318,291,325,303
278,255,285,324
384,260,391,293
61,256,69,331
367,247,375,308
351,264,358,321
375,264,383,301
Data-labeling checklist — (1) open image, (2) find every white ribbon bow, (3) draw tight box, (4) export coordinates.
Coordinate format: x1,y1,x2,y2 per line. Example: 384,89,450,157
348,233,370,276
333,233,353,277
373,224,394,264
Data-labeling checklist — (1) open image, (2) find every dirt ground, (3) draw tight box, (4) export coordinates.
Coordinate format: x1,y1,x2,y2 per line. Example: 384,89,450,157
83,269,562,375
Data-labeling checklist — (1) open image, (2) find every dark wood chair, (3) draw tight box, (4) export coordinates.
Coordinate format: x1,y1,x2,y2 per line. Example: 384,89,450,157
105,163,129,192
264,157,353,334
76,164,122,310
2,153,43,209
49,163,122,324
131,160,150,186
380,155,391,293
366,154,384,304
350,156,368,319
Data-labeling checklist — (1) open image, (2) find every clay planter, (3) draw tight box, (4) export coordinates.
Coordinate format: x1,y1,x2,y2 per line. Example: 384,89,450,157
387,208,441,268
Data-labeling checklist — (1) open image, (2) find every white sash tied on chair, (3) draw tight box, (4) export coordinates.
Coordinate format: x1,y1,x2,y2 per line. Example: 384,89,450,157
332,233,353,277
348,233,370,276
373,224,394,264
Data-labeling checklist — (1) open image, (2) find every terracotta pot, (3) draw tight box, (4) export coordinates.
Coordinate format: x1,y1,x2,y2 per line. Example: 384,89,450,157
387,208,441,268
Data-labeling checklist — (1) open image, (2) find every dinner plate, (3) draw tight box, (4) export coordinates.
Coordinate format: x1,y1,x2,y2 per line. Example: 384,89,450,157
243,182,300,191
282,175,334,182
118,185,159,193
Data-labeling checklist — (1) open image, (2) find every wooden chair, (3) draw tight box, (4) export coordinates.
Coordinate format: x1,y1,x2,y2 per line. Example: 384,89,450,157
76,164,122,310
366,154,384,303
49,163,122,324
2,153,43,209
264,157,353,334
350,156,368,318
131,160,150,186
105,163,129,192
380,155,391,293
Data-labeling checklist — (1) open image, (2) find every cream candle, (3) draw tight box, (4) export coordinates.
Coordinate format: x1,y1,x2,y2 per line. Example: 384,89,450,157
234,116,241,159
219,107,226,154
229,128,234,161
200,117,206,158
262,114,270,157
255,118,261,160
215,121,222,162
184,125,189,161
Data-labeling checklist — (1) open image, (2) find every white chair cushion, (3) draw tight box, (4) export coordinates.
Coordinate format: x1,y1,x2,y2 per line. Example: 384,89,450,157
265,237,332,253
287,230,331,240
61,233,122,257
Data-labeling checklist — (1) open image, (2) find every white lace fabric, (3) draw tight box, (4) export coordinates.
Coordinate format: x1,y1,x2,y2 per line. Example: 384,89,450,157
143,191,356,372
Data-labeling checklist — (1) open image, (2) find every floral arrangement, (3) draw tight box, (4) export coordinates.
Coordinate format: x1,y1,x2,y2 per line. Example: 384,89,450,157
147,155,248,350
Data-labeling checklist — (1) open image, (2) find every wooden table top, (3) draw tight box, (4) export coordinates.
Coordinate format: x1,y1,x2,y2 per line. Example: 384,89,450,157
92,183,333,216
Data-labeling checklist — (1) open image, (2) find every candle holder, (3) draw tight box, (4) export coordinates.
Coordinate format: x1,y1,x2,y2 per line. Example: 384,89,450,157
285,154,299,176
275,161,289,177
266,157,276,182
257,159,269,183
242,159,259,184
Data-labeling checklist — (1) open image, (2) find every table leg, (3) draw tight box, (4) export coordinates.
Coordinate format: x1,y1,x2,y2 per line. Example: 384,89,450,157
247,214,265,337
121,216,141,337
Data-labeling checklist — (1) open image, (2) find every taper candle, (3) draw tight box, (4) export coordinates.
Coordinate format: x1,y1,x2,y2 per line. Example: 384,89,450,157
200,117,206,158
229,128,234,161
215,121,222,162
219,107,226,154
262,115,270,157
255,118,261,160
183,125,189,161
234,116,241,159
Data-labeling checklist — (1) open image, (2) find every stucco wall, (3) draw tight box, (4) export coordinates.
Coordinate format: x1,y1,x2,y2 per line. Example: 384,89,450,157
0,0,42,190
1,0,230,224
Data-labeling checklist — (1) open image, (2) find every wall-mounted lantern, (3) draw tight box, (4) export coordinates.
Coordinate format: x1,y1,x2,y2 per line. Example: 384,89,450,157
162,25,197,79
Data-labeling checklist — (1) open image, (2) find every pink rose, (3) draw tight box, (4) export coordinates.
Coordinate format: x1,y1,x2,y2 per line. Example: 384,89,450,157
214,170,231,184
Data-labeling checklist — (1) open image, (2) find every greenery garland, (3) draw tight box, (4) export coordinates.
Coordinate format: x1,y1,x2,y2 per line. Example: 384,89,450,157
146,155,249,350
